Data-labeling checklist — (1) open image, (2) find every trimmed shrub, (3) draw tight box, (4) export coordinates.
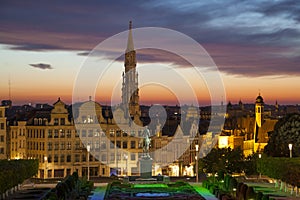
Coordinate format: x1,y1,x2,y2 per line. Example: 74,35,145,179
236,182,244,200
246,186,256,200
229,177,238,191
262,194,269,200
255,191,263,200
240,184,248,200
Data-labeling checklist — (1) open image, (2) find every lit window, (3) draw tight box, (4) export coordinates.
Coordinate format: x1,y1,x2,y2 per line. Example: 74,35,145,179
67,142,71,150
109,129,114,137
131,153,136,161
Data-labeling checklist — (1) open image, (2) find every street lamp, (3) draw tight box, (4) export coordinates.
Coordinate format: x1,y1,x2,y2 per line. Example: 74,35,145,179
44,156,47,179
288,144,293,158
124,154,128,176
195,144,199,183
258,153,261,179
87,145,91,181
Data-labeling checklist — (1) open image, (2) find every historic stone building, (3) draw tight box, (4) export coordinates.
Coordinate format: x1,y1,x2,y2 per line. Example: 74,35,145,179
0,106,8,159
217,94,278,156
4,22,146,178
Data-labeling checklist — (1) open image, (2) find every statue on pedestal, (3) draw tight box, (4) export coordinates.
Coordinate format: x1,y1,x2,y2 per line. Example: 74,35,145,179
138,126,153,178
140,126,151,158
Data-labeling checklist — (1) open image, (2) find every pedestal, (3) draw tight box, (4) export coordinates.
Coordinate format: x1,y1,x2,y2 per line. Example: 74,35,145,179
139,156,153,179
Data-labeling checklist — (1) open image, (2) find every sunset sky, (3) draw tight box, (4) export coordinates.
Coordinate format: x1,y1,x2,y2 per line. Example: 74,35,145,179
1,1,300,106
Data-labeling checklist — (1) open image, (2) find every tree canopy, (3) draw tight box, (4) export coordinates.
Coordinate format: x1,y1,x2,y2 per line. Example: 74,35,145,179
264,113,300,157
199,147,245,176
0,159,38,194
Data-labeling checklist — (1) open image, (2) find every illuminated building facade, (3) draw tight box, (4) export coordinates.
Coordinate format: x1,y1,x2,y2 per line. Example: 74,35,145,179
0,106,7,159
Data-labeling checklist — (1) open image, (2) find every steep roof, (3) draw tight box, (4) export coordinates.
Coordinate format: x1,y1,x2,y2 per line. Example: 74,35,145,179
125,21,134,53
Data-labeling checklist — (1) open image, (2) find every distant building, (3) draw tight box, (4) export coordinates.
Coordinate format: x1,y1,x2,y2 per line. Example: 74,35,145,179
0,106,8,159
217,94,278,156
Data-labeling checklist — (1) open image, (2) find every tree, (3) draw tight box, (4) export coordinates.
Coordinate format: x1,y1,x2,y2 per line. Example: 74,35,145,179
264,113,300,157
199,147,244,178
260,157,300,187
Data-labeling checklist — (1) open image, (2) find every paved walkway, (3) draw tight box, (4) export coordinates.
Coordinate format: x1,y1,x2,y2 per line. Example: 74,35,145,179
88,183,108,200
245,182,300,200
190,183,218,200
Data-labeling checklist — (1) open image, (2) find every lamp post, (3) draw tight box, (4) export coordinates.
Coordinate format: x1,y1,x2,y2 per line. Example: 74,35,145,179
87,145,90,181
288,144,293,158
258,153,261,179
124,154,128,176
195,144,199,183
44,156,47,179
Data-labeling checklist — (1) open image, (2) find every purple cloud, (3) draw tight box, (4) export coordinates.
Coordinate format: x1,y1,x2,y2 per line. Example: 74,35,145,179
1,0,300,77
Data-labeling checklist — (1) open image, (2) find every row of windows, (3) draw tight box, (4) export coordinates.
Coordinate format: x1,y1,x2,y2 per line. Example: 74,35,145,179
11,129,26,138
48,142,71,151
108,153,136,163
45,153,137,163
20,140,140,151
45,140,140,151
53,118,66,125
108,129,144,137
12,128,145,140
27,129,45,138
81,115,98,124
11,140,26,150
33,118,48,125
111,140,138,149
27,141,43,151
48,129,73,138
79,129,102,137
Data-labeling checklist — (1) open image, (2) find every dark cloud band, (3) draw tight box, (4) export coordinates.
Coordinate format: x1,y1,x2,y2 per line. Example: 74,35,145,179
29,63,53,70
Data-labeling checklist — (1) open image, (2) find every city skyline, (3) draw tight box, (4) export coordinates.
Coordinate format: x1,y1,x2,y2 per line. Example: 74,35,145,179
1,1,300,105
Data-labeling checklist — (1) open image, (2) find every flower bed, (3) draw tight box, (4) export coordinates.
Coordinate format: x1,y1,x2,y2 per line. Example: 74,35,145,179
103,181,205,199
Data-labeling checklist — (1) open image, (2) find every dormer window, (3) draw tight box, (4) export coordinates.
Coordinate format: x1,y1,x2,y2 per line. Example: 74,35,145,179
82,116,86,123
54,118,59,125
60,118,65,125
87,115,93,123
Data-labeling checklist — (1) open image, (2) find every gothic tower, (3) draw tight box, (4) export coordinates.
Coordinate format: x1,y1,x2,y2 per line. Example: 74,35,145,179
121,21,141,122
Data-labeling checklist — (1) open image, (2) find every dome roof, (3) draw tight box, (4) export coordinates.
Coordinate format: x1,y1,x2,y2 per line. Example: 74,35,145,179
256,95,264,103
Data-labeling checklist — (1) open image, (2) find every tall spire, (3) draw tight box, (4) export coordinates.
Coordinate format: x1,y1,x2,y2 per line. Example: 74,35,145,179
126,21,134,53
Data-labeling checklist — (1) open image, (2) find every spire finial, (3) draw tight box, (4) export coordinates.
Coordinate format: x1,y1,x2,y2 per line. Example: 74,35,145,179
126,21,134,53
